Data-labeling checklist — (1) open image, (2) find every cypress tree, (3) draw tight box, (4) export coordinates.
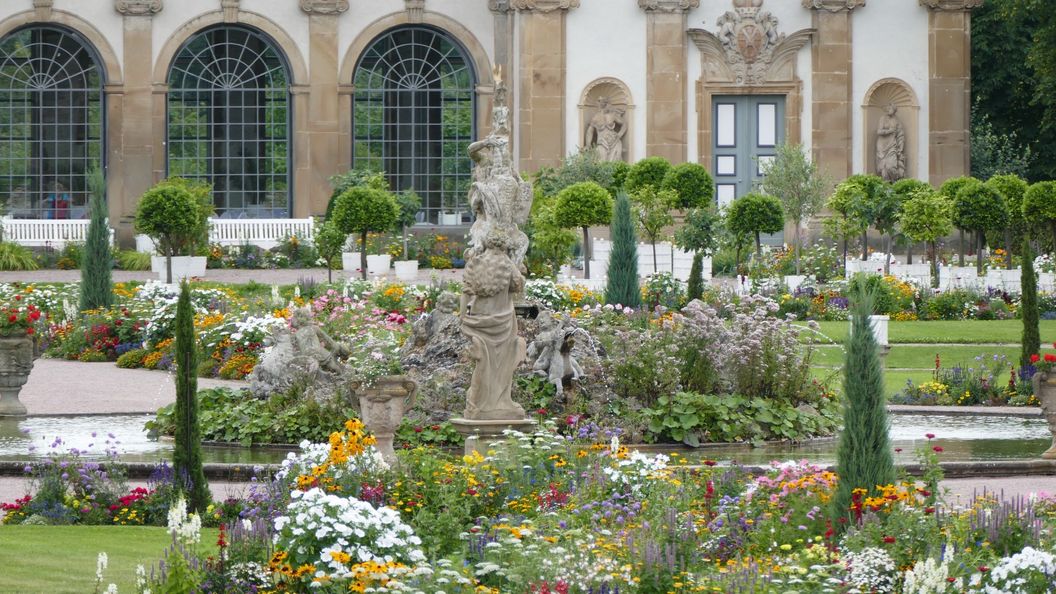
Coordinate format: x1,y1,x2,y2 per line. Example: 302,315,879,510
686,252,704,302
1021,236,1040,368
78,166,112,312
604,192,641,308
173,281,209,512
831,288,895,529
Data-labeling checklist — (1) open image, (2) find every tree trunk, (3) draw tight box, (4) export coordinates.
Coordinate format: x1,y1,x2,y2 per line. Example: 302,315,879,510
1005,228,1013,269
1051,221,1056,258
929,240,939,289
360,231,368,280
861,230,868,261
652,239,659,273
166,253,173,285
907,242,914,265
842,237,848,271
582,226,592,279
884,235,892,276
327,263,332,284
958,228,965,266
794,225,802,275
735,245,742,275
755,231,762,257
977,231,985,276
402,223,409,261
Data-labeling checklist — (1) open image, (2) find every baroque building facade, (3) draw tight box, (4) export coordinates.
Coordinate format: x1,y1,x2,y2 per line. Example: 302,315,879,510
0,0,977,242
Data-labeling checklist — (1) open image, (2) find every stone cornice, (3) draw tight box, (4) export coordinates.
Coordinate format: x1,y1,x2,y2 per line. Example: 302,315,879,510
405,0,425,22
114,0,162,15
505,0,579,12
801,0,866,11
298,0,349,15
638,0,700,12
918,0,983,10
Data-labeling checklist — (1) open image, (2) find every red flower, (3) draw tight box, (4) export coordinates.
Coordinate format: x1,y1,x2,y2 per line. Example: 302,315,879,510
7,314,15,323
703,460,717,467
25,328,33,335
925,507,935,514
978,566,989,572
894,448,903,453
13,295,20,301
1045,354,1056,363
933,446,944,453
925,433,935,439
1031,354,1041,363
882,536,896,543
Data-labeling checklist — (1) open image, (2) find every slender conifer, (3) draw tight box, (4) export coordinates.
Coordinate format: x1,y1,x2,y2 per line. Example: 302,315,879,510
173,281,210,512
604,192,641,308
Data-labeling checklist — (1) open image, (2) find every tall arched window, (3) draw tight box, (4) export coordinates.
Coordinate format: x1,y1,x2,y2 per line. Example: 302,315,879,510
167,26,291,218
0,26,104,219
353,26,476,225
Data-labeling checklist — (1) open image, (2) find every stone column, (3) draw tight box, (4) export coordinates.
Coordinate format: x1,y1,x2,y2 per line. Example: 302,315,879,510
509,0,579,173
113,0,162,244
639,0,698,163
300,1,348,217
921,0,981,186
489,0,515,136
802,0,865,182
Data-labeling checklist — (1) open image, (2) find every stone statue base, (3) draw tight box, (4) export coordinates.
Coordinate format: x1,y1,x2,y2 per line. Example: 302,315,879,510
449,417,536,457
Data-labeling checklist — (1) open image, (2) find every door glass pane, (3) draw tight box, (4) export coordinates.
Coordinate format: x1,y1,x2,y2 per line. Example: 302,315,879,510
716,155,736,176
757,103,776,147
716,103,736,147
757,155,775,176
717,184,736,208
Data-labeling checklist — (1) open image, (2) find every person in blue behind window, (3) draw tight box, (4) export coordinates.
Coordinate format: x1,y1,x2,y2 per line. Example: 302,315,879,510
43,181,70,219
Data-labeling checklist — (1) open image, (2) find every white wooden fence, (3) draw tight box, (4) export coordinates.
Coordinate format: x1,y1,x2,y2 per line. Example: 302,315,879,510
206,218,314,249
0,216,113,247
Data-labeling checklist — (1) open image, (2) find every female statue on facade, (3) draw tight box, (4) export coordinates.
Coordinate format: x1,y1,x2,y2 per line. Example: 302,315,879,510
876,103,906,182
584,96,627,162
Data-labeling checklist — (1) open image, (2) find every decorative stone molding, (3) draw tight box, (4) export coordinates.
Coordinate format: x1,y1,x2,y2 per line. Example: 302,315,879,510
488,0,511,12
114,0,162,15
405,0,425,22
220,0,238,21
508,0,579,12
298,0,349,15
918,0,983,10
801,0,866,11
689,0,813,85
638,0,699,12
33,0,52,20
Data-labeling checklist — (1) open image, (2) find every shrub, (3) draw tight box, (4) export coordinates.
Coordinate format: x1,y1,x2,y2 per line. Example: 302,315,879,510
900,186,953,288
1022,235,1040,368
79,165,113,312
313,217,346,284
726,192,784,256
1023,180,1056,250
953,179,1009,274
116,249,151,271
135,180,211,283
624,156,671,193
553,181,613,279
325,169,387,220
331,186,399,279
0,242,38,271
173,281,209,513
604,192,641,308
986,174,1029,266
661,162,714,209
116,348,149,369
631,185,677,273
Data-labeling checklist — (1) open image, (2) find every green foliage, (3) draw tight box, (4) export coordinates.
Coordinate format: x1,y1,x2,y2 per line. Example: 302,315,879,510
313,217,346,283
148,387,358,446
986,174,1031,265
1021,236,1040,368
674,206,720,255
604,192,641,308
725,192,784,255
116,250,151,271
525,191,577,277
332,186,399,278
1022,180,1056,247
533,148,620,197
79,166,112,312
759,143,827,226
135,178,211,282
686,252,704,302
900,187,954,244
642,392,839,447
325,169,387,220
624,156,672,193
971,105,1035,180
116,348,148,368
553,181,614,229
393,189,422,231
173,282,209,513
832,288,895,529
660,162,714,209
0,242,38,271
952,178,1008,232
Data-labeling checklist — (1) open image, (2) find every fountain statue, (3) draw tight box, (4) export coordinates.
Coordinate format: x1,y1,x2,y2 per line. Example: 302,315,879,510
450,67,536,453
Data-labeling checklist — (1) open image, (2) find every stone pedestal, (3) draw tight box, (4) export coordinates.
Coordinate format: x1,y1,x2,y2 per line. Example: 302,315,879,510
1031,373,1056,459
450,417,537,456
0,336,35,416
355,375,417,464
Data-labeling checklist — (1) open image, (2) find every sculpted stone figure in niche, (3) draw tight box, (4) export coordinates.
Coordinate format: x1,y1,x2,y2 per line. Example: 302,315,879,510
875,103,906,183
584,96,627,162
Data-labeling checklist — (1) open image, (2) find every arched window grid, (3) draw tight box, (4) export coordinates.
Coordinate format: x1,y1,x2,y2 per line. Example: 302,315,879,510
166,25,292,218
0,25,105,219
353,25,477,225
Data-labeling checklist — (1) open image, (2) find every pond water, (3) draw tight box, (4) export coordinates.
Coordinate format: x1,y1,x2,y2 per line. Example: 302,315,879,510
0,413,1050,467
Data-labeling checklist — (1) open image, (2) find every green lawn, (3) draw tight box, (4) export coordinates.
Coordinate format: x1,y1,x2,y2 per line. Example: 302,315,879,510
0,525,218,593
812,366,933,399
810,344,1054,369
805,319,1056,344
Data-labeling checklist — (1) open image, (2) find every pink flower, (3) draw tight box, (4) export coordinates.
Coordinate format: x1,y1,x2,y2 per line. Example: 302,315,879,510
925,433,935,439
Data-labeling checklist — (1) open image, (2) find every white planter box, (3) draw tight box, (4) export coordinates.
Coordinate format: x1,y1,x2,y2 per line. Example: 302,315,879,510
151,256,206,282
367,254,391,275
784,275,807,292
394,259,418,281
342,252,362,272
439,212,460,226
135,234,156,254
850,314,890,346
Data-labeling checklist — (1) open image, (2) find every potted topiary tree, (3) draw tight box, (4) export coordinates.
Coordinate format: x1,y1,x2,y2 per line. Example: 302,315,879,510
952,179,1009,275
136,178,212,283
899,185,953,289
553,181,613,279
326,169,387,273
313,217,346,284
332,186,399,280
393,189,422,281
725,192,784,259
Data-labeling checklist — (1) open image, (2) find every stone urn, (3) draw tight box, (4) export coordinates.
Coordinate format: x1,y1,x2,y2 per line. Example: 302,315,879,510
354,375,417,464
0,335,35,416
1030,372,1056,459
